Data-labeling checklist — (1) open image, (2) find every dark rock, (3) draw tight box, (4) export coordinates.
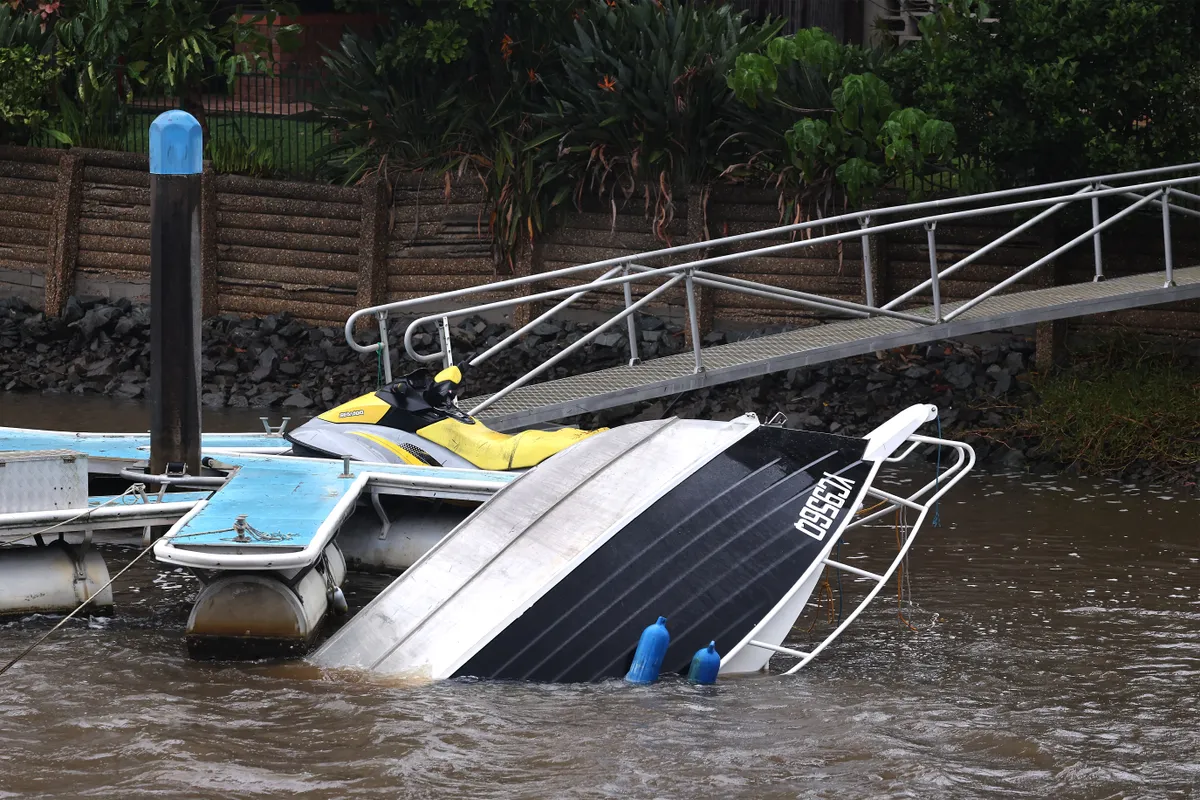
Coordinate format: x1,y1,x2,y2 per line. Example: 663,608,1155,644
255,391,286,408
787,412,826,431
801,381,829,400
251,347,279,382
945,362,974,390
593,332,624,348
283,392,314,409
85,358,116,378
63,297,84,324
1001,448,1026,469
640,315,665,331
628,401,666,422
1004,351,1024,373
277,321,305,339
74,306,120,340
113,381,143,399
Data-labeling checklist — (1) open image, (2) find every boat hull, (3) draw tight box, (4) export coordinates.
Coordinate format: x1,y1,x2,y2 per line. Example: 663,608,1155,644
455,425,870,682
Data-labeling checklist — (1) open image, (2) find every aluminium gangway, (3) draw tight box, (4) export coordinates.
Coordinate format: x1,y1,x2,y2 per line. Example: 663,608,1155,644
346,164,1200,431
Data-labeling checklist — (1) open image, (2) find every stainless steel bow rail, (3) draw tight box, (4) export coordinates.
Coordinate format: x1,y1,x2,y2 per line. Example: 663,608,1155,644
727,430,975,675
345,164,1200,430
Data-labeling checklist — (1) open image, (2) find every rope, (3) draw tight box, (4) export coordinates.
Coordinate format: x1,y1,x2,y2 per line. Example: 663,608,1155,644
0,526,222,678
835,539,844,624
0,484,149,546
376,346,384,389
895,507,918,632
0,539,156,677
932,413,944,528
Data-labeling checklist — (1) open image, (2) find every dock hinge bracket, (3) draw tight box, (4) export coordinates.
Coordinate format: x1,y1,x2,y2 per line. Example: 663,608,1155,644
371,490,390,541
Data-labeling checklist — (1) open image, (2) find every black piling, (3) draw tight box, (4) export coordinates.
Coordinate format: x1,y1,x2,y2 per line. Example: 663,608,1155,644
148,111,203,476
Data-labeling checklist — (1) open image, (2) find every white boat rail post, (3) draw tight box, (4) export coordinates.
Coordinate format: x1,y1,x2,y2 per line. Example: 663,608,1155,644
684,269,705,374
777,435,975,675
439,316,454,370
375,311,392,384
717,429,974,676
925,221,941,322
1091,183,1105,281
860,216,875,307
1162,187,1175,288
622,265,642,366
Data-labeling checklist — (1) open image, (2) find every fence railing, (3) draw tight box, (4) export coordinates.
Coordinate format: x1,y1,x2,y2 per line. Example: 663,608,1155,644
343,162,1200,410
39,67,328,180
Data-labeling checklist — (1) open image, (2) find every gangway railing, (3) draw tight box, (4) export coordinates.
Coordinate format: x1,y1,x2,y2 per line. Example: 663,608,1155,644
345,164,1200,415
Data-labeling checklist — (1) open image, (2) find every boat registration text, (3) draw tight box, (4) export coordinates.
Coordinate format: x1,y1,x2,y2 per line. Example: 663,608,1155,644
794,472,856,541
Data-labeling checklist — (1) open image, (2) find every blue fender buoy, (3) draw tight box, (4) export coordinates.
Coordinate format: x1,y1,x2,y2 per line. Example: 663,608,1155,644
625,616,670,684
688,641,721,685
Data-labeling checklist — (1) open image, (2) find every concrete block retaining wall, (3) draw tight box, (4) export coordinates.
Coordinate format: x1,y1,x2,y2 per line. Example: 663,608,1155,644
2,144,1199,335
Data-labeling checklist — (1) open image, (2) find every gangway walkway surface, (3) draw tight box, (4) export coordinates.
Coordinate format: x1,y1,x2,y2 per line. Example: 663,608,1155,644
343,164,1200,432
466,266,1200,429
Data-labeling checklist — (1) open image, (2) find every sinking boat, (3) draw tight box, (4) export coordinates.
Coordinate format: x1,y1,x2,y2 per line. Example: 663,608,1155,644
311,401,973,681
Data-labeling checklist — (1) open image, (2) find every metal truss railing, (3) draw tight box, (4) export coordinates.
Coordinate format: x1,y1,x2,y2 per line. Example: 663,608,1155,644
345,163,1200,414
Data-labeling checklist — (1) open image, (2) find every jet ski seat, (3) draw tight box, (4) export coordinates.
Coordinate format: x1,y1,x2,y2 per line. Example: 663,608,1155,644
412,365,606,471
415,418,605,471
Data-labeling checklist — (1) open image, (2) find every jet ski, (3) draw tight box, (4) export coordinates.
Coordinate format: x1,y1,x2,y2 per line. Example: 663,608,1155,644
285,366,605,471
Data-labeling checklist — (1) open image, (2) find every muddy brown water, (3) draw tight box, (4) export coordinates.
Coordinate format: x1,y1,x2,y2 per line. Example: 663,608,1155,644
1,394,1198,798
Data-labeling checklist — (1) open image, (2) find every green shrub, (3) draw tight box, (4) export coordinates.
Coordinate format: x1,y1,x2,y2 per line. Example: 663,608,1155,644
535,0,781,239
727,27,957,205
0,45,61,143
1015,335,1200,478
888,0,1200,187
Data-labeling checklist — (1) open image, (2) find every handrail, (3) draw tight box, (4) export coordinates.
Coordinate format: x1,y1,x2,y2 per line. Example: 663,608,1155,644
344,164,1200,349
344,164,1200,404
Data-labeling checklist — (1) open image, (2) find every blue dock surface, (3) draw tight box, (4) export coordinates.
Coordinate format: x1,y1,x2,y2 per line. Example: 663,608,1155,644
1,427,516,570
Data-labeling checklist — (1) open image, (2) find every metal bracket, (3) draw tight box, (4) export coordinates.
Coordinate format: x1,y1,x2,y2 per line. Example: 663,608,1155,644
259,416,292,435
440,316,454,371
232,514,252,543
65,541,91,602
371,490,390,541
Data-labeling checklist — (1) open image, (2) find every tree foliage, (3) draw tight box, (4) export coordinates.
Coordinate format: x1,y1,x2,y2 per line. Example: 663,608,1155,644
333,0,551,67
0,44,61,141
888,0,1200,186
728,27,956,203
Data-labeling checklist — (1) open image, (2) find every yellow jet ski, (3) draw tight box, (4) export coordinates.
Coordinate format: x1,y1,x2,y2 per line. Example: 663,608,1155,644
285,366,604,470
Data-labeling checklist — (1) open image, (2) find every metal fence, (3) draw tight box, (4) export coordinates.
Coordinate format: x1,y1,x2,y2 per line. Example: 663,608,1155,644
40,66,328,181
134,67,327,181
